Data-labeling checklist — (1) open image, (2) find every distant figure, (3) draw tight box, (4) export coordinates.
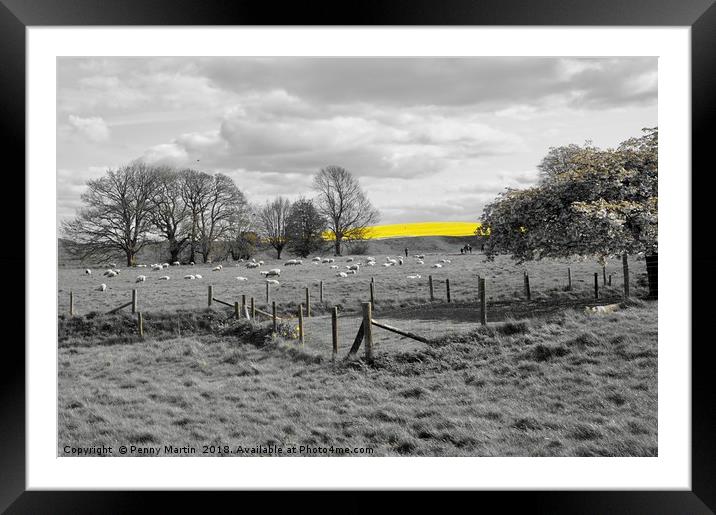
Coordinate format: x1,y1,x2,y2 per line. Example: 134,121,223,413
481,243,485,251
404,247,408,257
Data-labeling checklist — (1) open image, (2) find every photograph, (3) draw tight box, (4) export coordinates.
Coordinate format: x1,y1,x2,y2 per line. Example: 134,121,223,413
56,56,658,458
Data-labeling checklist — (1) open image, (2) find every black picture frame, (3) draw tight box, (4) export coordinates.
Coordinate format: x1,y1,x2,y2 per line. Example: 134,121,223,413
2,0,714,512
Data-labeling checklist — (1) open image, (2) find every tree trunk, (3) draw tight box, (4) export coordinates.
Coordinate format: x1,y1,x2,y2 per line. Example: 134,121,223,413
276,246,283,260
334,238,341,256
645,253,658,299
126,251,134,267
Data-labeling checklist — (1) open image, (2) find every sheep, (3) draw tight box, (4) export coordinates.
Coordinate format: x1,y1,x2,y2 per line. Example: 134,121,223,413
246,262,260,269
366,257,375,262
365,262,375,266
258,260,264,265
585,303,621,314
113,269,121,274
267,268,281,277
84,269,92,275
266,279,280,286
416,260,424,265
97,283,107,292
259,270,269,276
336,272,348,278
151,264,163,271
162,263,170,268
414,254,425,259
312,261,321,265
104,270,118,278
382,263,393,267
330,265,339,269
235,276,248,281
158,275,170,280
431,263,443,268
440,259,451,264
346,257,354,262
312,257,322,262
285,259,302,266
189,261,195,266
326,258,335,263
136,264,147,268
346,269,357,275
386,258,397,265
348,264,360,272
212,265,222,271
184,274,196,280
171,261,180,266
194,274,202,279
407,274,422,279
109,263,117,268
135,275,146,283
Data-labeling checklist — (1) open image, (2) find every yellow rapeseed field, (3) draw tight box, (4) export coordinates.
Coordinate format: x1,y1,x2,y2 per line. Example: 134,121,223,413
323,221,482,240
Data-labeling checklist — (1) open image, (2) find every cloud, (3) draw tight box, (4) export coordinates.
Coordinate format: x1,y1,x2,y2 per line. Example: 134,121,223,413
67,115,110,142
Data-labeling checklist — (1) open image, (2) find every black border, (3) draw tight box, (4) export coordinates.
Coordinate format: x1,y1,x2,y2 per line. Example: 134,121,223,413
2,0,714,512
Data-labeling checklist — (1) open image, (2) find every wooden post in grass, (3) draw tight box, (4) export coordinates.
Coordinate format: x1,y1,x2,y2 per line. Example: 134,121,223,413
594,273,599,300
319,280,324,303
298,304,304,345
131,289,138,314
370,281,375,308
331,306,338,361
250,297,255,319
305,287,311,317
524,274,531,300
602,266,607,286
137,312,144,337
234,301,240,319
208,285,213,307
69,291,74,317
429,275,434,301
446,278,451,303
479,277,486,325
609,274,612,286
362,302,373,360
272,301,277,333
622,253,630,299
241,294,246,314
567,267,572,291
266,282,270,304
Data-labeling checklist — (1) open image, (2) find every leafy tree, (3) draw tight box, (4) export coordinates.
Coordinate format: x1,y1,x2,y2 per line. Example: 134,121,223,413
286,197,326,258
479,128,657,266
312,165,379,256
61,162,158,266
258,196,292,259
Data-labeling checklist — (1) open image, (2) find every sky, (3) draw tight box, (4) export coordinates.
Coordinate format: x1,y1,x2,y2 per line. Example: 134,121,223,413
57,57,657,226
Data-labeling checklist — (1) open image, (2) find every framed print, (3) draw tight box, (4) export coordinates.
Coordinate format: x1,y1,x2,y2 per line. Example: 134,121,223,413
3,0,715,512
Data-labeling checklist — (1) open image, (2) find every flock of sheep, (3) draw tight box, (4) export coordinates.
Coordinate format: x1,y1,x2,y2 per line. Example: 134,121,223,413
83,254,453,292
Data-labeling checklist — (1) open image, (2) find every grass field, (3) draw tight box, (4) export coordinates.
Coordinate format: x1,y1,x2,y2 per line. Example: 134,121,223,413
58,299,657,457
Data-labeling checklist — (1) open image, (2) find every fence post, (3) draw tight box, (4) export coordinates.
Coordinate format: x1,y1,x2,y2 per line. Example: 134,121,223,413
524,273,531,300
567,267,572,291
137,312,144,338
305,287,311,318
609,274,612,286
370,281,375,308
250,297,255,319
594,272,599,300
208,285,213,307
479,277,486,325
272,301,277,333
446,278,451,303
298,304,304,345
320,280,324,303
132,289,138,314
266,282,270,304
622,253,630,299
362,302,373,360
429,275,434,301
69,291,74,317
331,306,338,362
234,301,240,319
602,266,607,286
241,294,246,314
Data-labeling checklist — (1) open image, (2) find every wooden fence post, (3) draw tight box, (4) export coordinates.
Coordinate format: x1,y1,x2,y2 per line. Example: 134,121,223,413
298,304,304,345
331,306,338,361
234,301,240,319
446,278,451,303
362,302,373,360
132,289,138,314
622,253,630,299
272,301,277,333
479,277,486,325
266,282,270,304
250,297,255,319
524,274,531,300
609,274,612,286
320,280,324,303
137,312,144,338
241,294,246,314
69,291,74,317
602,266,607,286
370,281,375,307
305,287,311,318
567,267,572,291
208,285,213,307
594,272,599,300
429,275,434,301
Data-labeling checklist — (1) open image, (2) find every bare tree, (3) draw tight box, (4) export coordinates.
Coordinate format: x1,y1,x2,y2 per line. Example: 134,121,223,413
312,165,379,256
61,162,158,266
179,168,213,263
148,167,191,263
258,196,292,259
196,173,246,263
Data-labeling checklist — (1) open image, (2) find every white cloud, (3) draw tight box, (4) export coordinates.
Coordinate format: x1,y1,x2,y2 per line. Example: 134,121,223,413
67,115,110,142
